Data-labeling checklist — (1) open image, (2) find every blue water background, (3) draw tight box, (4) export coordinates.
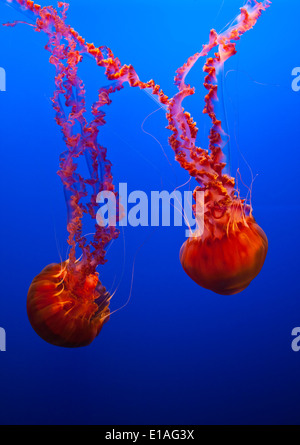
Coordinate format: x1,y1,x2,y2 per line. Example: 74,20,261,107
0,0,299,425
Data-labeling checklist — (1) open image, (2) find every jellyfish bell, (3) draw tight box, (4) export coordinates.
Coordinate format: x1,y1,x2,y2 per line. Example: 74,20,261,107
27,261,111,347
180,197,268,295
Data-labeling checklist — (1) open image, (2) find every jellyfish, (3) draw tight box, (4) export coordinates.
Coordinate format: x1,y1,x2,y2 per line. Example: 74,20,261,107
166,0,270,294
3,0,168,347
2,1,122,347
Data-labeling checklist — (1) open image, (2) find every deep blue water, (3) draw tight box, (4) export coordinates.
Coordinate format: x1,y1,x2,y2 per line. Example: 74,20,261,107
0,0,300,425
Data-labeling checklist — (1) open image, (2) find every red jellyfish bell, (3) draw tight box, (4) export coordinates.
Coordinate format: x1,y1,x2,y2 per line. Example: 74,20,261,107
179,204,268,296
27,262,110,347
167,0,270,295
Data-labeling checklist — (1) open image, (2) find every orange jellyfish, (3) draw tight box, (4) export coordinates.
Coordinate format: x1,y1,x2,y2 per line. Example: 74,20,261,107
166,0,270,295
4,1,124,347
4,0,170,347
